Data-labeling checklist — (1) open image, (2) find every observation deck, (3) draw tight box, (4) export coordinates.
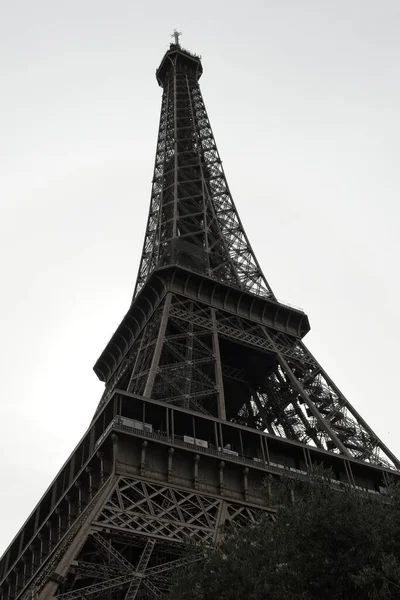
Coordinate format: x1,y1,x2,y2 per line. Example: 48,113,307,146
156,43,203,87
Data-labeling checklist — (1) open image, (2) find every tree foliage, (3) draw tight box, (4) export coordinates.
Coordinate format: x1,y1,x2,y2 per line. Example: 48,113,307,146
167,471,400,599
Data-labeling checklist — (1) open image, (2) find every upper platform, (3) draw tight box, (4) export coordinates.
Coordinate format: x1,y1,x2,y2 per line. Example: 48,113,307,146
93,264,310,383
156,43,203,87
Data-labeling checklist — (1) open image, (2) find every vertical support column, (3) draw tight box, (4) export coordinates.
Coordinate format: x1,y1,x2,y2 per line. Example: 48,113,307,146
185,73,211,276
172,63,178,238
29,545,35,579
193,454,200,489
86,466,93,501
14,568,20,597
243,468,249,502
75,481,83,514
143,294,172,398
7,575,14,600
167,448,174,482
141,441,148,476
214,421,219,449
219,461,225,494
111,434,119,472
259,434,266,464
97,452,105,486
263,436,270,465
21,556,27,588
344,460,356,487
184,304,194,407
211,309,226,420
214,501,228,544
303,447,312,473
382,470,390,489
89,421,95,454
218,423,224,450
127,328,148,393
46,520,53,553
38,533,44,565
65,496,72,529
166,407,170,438
56,508,63,541
239,430,244,456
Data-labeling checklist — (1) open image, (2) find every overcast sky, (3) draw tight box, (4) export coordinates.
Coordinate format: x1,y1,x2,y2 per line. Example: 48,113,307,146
1,0,400,555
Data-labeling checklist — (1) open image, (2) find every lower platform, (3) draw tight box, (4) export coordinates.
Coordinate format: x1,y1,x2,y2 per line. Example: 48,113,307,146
0,390,398,600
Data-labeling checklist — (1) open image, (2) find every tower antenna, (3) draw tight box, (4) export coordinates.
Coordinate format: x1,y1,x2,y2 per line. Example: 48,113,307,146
171,28,182,46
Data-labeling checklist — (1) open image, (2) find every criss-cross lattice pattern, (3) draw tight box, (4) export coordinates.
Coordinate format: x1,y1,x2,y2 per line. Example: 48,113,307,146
99,293,398,469
94,44,399,470
94,478,220,542
134,46,273,299
50,477,268,600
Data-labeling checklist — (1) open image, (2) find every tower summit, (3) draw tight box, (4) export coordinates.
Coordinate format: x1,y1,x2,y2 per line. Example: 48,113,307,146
170,29,182,47
1,37,399,600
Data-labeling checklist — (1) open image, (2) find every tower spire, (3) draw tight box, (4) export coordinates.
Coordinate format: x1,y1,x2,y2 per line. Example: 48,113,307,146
135,42,273,301
171,28,182,46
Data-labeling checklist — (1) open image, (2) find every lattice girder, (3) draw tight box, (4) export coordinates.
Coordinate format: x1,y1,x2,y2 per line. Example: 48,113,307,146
36,476,268,600
97,290,399,470
134,46,274,299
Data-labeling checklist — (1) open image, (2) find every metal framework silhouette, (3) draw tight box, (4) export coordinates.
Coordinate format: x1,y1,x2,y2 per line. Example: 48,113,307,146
1,36,399,600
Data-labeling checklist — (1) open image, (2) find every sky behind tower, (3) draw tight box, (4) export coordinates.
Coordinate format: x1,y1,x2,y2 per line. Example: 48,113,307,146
1,0,400,554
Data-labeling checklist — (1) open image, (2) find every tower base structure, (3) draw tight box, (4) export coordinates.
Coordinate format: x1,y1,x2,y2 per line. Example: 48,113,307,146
1,390,397,600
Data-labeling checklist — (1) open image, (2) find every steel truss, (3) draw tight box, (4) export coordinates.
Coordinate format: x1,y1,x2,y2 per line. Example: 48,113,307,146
134,45,273,299
94,42,399,472
16,476,267,600
101,292,399,470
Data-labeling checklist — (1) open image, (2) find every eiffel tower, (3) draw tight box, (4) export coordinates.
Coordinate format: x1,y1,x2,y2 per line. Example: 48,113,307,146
1,34,399,600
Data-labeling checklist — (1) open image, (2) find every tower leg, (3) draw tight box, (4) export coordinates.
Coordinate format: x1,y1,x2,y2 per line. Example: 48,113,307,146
143,294,172,398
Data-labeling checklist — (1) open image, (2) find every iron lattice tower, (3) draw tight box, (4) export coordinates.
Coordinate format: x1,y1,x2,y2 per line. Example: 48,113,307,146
1,37,399,600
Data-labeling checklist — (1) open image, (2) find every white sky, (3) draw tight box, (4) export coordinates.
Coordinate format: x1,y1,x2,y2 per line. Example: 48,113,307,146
1,0,400,555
